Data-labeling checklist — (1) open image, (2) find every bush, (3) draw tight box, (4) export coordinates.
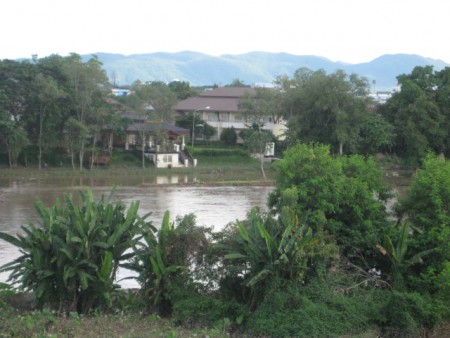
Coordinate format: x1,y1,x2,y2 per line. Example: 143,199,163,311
0,189,153,313
188,147,248,157
380,291,443,337
126,212,212,316
246,277,374,337
395,154,450,294
171,294,246,328
220,127,238,146
269,142,392,263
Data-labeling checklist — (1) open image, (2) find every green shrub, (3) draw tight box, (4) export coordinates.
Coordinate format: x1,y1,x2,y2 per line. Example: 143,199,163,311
395,154,450,294
126,212,212,316
380,291,443,337
0,189,153,313
188,147,248,157
220,127,238,146
246,277,374,337
171,294,246,327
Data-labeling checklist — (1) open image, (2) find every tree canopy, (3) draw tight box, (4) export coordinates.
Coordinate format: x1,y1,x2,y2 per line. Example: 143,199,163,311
381,66,450,162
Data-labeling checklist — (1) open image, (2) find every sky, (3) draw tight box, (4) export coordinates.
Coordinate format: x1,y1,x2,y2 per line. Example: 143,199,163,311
1,0,449,64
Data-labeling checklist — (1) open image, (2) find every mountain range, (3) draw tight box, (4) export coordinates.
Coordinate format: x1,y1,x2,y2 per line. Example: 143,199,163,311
83,52,449,92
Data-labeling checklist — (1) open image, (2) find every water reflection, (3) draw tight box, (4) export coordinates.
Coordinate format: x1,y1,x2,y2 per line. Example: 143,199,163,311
0,175,274,286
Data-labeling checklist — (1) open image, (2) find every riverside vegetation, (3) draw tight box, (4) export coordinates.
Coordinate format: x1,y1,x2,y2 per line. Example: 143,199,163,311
0,143,449,337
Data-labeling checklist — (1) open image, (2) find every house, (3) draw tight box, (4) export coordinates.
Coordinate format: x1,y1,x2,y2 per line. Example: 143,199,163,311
101,110,191,168
173,87,287,142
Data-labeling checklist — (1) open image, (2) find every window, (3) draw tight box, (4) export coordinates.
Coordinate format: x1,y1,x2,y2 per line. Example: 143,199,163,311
220,112,230,122
162,155,173,163
208,113,219,122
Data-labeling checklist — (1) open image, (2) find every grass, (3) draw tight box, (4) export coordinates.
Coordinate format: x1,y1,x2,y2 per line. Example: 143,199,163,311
0,151,276,186
0,286,235,337
0,307,233,337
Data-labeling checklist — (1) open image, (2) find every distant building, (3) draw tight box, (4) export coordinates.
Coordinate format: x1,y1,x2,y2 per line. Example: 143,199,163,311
173,87,287,142
368,92,392,105
112,88,131,96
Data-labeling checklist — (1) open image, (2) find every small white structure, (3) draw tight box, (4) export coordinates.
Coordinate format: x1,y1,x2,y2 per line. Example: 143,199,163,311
265,142,275,157
112,88,131,96
145,152,184,169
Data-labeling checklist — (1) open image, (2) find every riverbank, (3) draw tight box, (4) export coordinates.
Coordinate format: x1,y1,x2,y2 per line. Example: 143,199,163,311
0,155,276,187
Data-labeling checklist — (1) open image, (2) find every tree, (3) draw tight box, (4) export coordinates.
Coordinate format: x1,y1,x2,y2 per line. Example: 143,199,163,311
395,154,450,294
64,117,88,170
63,54,110,171
237,87,285,178
175,113,214,144
168,80,198,100
284,69,371,155
382,66,448,161
0,119,29,168
358,113,395,155
244,129,274,179
124,81,179,167
226,79,249,87
238,87,284,130
269,142,391,260
27,72,65,169
0,60,33,167
220,127,237,146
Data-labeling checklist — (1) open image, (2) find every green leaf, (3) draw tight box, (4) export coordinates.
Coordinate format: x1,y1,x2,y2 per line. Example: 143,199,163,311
236,220,250,242
245,269,272,287
99,251,113,281
225,253,247,260
0,232,24,248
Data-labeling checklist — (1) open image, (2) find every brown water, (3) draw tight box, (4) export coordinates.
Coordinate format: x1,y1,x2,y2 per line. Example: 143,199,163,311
0,175,274,287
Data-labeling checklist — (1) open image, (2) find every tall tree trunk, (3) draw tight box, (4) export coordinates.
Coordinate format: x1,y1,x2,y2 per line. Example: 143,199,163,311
260,153,266,180
141,132,146,169
90,134,97,170
339,142,344,156
71,151,75,170
79,139,85,171
259,139,266,180
38,113,43,170
108,132,113,156
7,148,13,169
258,127,266,179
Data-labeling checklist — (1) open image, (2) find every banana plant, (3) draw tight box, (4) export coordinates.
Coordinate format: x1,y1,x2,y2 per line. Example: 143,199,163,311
377,221,434,290
125,211,184,314
0,188,152,313
223,207,315,308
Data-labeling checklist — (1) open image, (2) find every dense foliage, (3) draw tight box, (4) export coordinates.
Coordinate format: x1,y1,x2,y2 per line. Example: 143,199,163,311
1,58,450,336
269,142,392,262
1,57,449,169
381,66,450,162
219,127,238,146
1,143,449,335
0,189,153,313
395,154,450,302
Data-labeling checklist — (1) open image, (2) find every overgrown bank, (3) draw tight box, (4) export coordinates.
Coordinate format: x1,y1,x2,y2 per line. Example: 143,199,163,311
0,144,449,337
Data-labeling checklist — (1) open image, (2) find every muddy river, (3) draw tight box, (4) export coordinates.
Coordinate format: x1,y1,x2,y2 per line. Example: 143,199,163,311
0,175,274,287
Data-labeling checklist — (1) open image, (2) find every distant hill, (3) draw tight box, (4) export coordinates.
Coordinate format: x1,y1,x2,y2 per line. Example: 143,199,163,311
82,52,449,91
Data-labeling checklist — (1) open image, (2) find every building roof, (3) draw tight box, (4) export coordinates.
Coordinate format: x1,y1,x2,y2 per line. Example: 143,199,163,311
173,87,257,113
126,122,189,136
